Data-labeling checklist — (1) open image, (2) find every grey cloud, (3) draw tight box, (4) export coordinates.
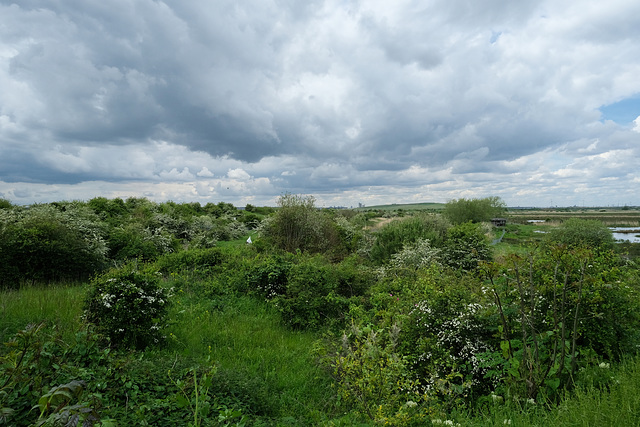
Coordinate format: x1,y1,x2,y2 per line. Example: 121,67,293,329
1,0,640,207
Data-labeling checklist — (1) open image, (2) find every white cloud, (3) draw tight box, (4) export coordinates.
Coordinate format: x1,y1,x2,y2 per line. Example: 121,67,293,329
197,167,214,177
0,0,639,207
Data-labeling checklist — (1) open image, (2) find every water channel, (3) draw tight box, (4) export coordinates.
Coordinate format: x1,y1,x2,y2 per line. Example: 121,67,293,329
610,227,640,243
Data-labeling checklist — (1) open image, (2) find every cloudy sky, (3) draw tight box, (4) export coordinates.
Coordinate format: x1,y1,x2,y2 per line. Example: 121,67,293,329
1,0,639,207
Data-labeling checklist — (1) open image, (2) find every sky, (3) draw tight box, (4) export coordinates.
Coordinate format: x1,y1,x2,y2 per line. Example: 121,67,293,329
1,0,640,208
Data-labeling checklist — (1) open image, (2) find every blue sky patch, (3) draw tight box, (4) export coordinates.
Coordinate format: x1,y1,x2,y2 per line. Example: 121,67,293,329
599,95,640,124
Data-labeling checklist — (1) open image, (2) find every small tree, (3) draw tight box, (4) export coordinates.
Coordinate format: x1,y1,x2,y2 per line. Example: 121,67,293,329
547,218,614,250
442,222,492,271
260,193,340,254
443,197,506,224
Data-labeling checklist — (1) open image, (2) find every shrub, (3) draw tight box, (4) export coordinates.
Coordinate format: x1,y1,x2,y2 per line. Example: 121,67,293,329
443,196,506,224
369,214,449,265
259,193,341,254
83,263,171,350
273,256,370,330
0,324,113,426
154,248,225,276
330,323,434,425
546,218,615,250
0,204,108,288
107,223,176,261
245,254,294,299
441,221,492,271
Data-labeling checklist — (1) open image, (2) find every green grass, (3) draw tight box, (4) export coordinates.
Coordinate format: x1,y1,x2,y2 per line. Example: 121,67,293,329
354,202,445,211
167,293,335,420
459,356,640,426
0,283,85,342
4,241,640,424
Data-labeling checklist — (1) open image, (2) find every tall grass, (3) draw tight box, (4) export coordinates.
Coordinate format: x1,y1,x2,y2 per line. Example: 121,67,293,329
0,283,85,342
458,356,640,426
167,293,336,421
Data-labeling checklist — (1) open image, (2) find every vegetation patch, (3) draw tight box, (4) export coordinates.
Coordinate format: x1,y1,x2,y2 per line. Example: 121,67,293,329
2,196,640,425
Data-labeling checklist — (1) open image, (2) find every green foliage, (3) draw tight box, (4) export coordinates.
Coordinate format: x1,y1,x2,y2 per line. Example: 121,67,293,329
32,380,105,427
154,247,226,276
107,222,176,261
0,204,108,288
382,238,442,277
259,193,342,254
245,253,294,299
331,323,434,425
83,263,171,350
546,218,615,250
369,214,449,264
443,197,507,225
477,246,640,401
269,255,371,330
0,324,113,426
87,197,128,224
442,222,492,271
0,198,12,209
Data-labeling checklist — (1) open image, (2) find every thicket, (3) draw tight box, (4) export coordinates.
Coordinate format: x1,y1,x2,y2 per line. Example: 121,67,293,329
2,196,640,425
443,196,507,224
0,204,108,288
0,198,264,290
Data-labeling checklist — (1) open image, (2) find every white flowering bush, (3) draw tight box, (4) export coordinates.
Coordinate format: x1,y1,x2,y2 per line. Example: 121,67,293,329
0,204,108,287
84,263,172,349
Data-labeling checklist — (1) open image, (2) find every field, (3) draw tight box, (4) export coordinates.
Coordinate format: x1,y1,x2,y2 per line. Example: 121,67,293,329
354,202,445,211
507,206,640,226
2,198,640,426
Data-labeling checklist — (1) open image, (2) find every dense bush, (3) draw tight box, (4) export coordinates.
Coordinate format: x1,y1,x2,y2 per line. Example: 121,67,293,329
443,196,507,224
0,324,114,426
271,255,371,330
0,204,108,288
441,221,492,271
153,247,226,276
107,223,176,261
258,193,343,254
245,253,294,299
321,244,640,420
546,218,615,250
83,263,171,350
369,214,449,264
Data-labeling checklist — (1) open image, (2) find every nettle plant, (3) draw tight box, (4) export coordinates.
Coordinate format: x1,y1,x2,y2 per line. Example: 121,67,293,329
84,263,172,350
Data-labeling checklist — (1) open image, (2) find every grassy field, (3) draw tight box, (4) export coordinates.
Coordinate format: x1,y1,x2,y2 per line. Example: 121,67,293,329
4,276,640,425
507,207,640,226
354,202,445,211
3,208,640,425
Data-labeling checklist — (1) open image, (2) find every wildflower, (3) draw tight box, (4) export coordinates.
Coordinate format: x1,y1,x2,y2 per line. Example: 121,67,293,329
405,400,417,408
504,420,512,425
527,398,536,405
599,362,610,369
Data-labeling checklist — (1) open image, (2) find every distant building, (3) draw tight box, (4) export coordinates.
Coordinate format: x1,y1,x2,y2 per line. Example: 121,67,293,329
491,218,507,227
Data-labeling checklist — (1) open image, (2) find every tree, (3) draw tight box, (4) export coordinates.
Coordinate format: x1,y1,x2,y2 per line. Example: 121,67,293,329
260,193,340,254
443,196,507,224
546,218,614,250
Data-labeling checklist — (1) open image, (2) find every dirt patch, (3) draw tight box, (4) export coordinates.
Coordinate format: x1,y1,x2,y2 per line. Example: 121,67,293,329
366,217,399,231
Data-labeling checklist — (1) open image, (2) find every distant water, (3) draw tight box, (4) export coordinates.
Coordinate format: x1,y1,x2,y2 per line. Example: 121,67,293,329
610,227,640,243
